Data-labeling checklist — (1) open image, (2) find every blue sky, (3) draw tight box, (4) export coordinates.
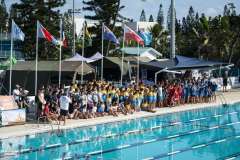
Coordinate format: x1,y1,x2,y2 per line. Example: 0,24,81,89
6,0,240,21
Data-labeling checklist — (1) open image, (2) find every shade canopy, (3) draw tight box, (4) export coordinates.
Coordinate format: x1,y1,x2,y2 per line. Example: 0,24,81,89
65,52,103,63
10,61,95,74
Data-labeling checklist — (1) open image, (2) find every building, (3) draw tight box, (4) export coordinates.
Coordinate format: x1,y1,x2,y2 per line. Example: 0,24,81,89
0,33,24,61
126,21,158,32
121,47,162,61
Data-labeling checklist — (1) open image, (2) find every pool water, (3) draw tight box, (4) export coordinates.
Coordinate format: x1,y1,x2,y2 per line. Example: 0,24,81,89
1,103,240,160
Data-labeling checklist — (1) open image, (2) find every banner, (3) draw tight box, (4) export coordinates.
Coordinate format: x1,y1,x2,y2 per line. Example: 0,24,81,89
0,96,18,110
1,109,26,126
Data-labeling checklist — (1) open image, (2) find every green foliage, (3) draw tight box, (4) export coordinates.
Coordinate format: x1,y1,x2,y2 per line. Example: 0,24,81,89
176,5,240,66
140,9,146,21
157,4,164,27
149,24,169,57
10,0,66,60
0,0,8,32
149,15,154,22
82,0,124,56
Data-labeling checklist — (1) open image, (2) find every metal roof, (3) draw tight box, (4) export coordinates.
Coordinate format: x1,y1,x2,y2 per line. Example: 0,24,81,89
121,47,162,57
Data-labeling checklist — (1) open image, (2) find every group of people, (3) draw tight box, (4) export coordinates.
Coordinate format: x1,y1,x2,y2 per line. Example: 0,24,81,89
29,77,218,125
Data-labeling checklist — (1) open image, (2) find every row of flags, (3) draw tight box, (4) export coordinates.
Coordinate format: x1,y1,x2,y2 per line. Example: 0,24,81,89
12,20,153,49
103,24,153,46
12,20,67,47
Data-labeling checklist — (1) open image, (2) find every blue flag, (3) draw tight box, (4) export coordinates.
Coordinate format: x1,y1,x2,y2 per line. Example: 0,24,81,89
138,31,152,46
12,20,25,41
103,25,119,45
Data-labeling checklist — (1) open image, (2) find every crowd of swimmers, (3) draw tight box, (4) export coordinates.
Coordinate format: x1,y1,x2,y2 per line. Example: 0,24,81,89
13,77,218,125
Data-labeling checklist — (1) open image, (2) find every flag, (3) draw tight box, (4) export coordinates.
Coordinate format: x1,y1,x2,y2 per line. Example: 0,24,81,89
62,31,67,48
103,24,119,45
124,25,144,45
37,21,58,45
12,20,25,41
138,30,152,46
82,22,92,47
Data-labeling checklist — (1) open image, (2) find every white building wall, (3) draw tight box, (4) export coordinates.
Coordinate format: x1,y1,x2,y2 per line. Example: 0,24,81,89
126,21,158,32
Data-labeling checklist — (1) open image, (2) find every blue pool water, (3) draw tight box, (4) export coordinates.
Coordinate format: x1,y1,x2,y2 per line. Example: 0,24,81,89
1,103,240,160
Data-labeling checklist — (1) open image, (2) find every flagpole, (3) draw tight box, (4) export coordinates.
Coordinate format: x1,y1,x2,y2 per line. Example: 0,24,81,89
59,18,63,88
137,42,140,85
35,21,39,96
137,25,140,85
81,21,85,84
101,23,104,81
9,19,14,95
121,24,125,86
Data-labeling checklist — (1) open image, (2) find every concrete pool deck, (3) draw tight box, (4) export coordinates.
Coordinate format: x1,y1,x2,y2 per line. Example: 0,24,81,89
1,89,240,140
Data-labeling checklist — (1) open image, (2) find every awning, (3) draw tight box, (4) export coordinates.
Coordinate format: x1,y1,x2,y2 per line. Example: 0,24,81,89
65,52,103,63
105,57,129,76
172,55,230,70
10,61,95,75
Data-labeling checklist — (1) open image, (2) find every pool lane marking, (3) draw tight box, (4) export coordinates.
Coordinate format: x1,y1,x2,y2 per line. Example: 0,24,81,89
151,134,240,160
225,158,236,160
191,144,206,149
117,144,130,149
1,111,240,159
167,150,181,155
1,112,240,158
73,121,240,159
143,139,157,144
217,149,240,160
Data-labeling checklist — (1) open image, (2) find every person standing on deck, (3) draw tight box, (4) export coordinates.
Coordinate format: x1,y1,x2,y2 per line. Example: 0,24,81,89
223,71,228,92
59,90,72,125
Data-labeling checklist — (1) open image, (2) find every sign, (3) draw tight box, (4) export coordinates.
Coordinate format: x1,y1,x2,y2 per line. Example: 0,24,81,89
1,109,26,126
0,96,18,110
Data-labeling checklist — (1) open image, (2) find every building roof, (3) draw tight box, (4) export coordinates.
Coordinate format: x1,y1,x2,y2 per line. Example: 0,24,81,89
131,55,229,71
172,55,228,70
121,47,162,58
10,61,95,75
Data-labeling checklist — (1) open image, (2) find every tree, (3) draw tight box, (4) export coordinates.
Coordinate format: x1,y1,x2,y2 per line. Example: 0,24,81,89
83,0,124,56
62,11,74,59
218,15,240,63
157,4,164,27
0,0,8,32
149,24,169,57
10,0,66,60
149,15,154,22
192,14,210,59
140,9,146,21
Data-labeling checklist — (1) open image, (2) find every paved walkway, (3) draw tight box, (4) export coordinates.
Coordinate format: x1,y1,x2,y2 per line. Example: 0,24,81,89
1,89,240,139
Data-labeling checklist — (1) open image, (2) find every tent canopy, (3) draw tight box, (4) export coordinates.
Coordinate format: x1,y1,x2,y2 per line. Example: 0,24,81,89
10,61,95,75
65,52,103,63
104,57,129,76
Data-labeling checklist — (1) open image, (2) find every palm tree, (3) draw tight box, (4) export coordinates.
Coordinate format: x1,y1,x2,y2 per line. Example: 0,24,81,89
149,24,168,57
192,14,210,59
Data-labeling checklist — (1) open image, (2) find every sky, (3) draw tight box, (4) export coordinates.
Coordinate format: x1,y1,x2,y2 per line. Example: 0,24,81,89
5,0,240,22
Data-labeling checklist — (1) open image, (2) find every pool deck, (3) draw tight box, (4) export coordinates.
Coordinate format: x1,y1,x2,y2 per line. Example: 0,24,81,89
1,89,240,139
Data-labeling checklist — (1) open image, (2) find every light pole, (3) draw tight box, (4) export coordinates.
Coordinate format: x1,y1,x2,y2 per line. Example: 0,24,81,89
73,0,75,56
170,0,176,59
69,0,81,56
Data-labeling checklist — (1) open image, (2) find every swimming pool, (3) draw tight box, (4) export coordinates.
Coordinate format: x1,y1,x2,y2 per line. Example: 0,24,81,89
1,103,240,160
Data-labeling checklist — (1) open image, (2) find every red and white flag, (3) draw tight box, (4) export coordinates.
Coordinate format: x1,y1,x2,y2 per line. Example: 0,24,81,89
37,21,58,45
62,31,67,48
124,25,144,45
